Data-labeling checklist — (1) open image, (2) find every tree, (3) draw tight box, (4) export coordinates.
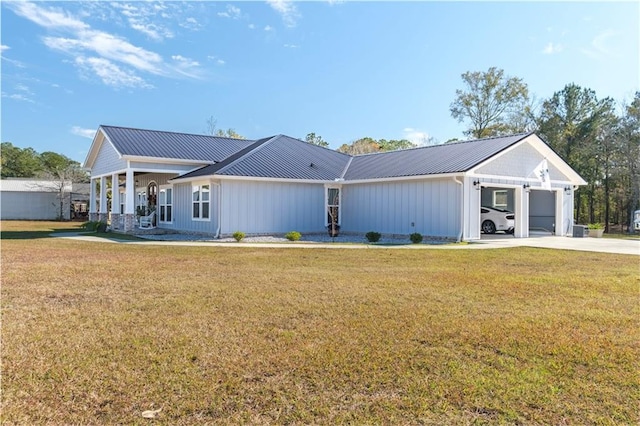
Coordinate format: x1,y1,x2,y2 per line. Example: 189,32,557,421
337,137,380,155
1,142,43,178
378,139,415,151
304,132,329,148
337,137,417,155
617,92,640,232
215,128,244,139
536,84,616,224
204,116,244,139
450,67,530,138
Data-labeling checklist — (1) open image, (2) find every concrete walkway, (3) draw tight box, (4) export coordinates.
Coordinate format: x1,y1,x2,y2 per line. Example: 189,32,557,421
52,232,640,255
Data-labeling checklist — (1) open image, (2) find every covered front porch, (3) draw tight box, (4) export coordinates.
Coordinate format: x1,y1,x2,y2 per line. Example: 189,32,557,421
89,170,177,232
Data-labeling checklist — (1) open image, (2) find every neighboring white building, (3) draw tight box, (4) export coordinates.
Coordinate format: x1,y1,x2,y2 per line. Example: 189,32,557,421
83,125,587,240
0,179,72,220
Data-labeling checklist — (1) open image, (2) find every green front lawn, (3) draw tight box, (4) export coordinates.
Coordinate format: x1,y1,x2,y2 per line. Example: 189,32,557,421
1,221,638,424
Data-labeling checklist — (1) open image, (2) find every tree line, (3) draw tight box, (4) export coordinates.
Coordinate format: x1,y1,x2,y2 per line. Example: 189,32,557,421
0,142,88,182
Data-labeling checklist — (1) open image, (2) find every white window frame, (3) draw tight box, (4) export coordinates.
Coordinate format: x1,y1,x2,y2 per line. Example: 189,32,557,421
493,189,508,208
192,182,211,221
325,185,342,226
119,189,126,215
158,185,173,224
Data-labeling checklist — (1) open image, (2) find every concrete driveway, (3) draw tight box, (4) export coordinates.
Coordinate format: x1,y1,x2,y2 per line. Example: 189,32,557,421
477,234,640,256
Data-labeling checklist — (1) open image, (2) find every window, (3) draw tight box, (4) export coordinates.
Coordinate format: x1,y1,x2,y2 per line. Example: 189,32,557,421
192,184,210,220
119,189,126,214
159,186,172,223
493,190,508,208
326,187,340,226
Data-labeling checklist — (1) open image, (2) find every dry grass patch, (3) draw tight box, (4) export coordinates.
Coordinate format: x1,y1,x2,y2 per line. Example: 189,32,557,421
2,223,638,424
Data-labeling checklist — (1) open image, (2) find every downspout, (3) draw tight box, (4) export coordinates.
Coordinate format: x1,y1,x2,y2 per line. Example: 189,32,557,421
212,181,221,238
453,177,464,243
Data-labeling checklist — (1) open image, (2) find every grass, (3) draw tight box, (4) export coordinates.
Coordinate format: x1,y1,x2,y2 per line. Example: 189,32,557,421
0,220,145,242
2,221,638,424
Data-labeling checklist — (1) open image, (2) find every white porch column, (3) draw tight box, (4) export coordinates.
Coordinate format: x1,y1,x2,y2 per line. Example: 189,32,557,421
99,176,108,222
125,169,135,214
111,174,120,229
111,174,120,213
89,178,98,221
89,178,97,213
123,169,136,232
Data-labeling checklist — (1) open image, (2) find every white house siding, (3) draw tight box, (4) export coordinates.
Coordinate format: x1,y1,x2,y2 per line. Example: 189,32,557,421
92,140,127,176
1,191,70,220
164,181,219,234
476,141,571,182
220,180,325,236
342,179,461,238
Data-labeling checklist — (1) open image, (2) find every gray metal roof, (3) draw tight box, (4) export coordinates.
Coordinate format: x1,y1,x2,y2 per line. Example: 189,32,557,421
101,125,254,162
175,135,352,181
343,133,531,180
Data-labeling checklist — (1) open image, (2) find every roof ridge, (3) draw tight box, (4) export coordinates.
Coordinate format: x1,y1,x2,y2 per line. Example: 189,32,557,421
352,132,533,157
100,124,254,142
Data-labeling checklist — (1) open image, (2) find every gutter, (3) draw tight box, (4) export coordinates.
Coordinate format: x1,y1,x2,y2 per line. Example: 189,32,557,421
453,177,464,243
212,181,221,238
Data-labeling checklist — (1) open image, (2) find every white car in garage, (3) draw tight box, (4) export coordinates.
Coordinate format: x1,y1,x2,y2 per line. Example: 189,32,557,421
481,206,515,234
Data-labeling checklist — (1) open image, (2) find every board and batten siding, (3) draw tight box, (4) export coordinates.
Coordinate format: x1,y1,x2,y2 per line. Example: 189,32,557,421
220,180,325,236
92,140,127,176
162,181,219,234
342,179,461,238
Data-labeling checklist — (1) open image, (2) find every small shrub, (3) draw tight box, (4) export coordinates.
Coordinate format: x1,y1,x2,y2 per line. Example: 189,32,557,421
285,231,301,241
81,221,106,232
232,231,245,242
410,232,423,244
365,231,381,243
587,223,604,230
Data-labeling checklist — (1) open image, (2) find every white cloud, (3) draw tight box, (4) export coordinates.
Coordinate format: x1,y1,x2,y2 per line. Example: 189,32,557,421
283,44,299,48
75,56,153,88
264,25,274,31
6,1,89,31
207,55,226,65
110,2,174,40
581,29,619,60
0,44,9,52
7,2,206,88
217,5,241,19
267,0,299,27
1,91,35,103
180,17,201,31
71,126,96,138
248,23,255,30
403,128,433,146
15,83,34,95
542,42,564,55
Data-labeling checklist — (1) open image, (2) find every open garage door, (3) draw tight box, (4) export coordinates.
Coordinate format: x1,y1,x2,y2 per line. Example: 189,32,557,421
480,187,516,236
529,190,556,234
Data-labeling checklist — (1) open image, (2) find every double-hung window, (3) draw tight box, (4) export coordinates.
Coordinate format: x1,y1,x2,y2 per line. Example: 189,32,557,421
159,186,173,223
192,183,210,220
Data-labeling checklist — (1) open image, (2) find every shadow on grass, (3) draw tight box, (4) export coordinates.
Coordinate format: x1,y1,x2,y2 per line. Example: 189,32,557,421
0,228,83,240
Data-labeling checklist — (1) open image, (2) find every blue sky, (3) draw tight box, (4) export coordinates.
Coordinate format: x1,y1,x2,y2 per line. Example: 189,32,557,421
1,1,638,164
